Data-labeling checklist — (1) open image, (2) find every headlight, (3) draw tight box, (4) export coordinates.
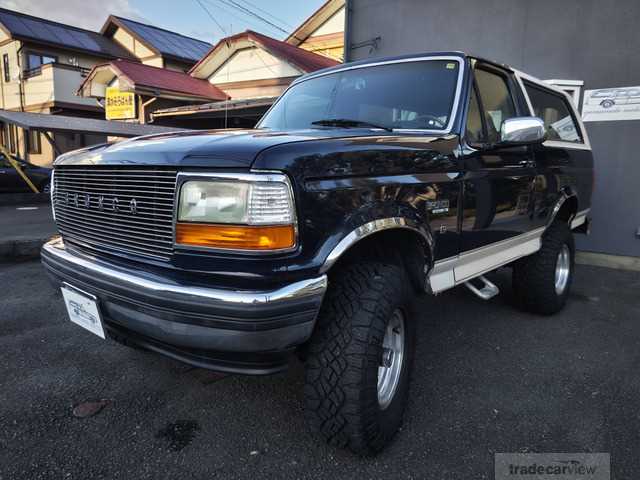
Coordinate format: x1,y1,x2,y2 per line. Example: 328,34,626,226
175,174,296,251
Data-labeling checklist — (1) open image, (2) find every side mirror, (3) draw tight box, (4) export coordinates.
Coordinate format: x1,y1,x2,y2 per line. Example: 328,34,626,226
500,117,546,145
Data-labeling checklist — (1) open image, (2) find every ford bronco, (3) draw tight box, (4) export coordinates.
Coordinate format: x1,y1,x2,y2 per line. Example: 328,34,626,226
42,52,593,455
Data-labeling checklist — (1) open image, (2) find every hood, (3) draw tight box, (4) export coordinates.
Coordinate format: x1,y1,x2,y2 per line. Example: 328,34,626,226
54,128,396,168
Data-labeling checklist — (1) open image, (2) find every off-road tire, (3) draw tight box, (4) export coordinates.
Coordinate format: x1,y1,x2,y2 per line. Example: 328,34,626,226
304,261,415,455
512,221,575,315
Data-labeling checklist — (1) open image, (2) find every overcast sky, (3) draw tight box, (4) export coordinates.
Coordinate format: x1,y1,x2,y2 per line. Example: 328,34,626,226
0,0,326,43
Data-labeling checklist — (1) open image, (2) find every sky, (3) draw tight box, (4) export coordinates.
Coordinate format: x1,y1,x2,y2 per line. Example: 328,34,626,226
0,0,327,44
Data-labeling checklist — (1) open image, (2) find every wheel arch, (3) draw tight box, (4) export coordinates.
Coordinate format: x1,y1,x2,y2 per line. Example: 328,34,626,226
319,217,434,294
548,190,579,227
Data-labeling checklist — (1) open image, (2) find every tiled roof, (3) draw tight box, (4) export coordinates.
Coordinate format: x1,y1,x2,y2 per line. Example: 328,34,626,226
98,59,228,100
190,29,339,76
0,7,132,59
104,16,211,64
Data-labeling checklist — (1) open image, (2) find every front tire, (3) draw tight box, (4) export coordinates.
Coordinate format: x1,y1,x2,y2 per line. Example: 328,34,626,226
512,221,575,315
304,261,415,455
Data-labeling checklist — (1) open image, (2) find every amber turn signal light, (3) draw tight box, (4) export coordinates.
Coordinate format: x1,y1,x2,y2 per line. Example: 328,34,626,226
175,223,296,250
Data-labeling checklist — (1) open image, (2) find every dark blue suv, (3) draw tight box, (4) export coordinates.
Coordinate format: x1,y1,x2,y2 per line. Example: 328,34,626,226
42,52,593,455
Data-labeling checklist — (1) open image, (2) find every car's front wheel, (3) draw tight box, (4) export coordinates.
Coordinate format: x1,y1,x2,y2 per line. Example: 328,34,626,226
512,221,575,315
304,261,415,455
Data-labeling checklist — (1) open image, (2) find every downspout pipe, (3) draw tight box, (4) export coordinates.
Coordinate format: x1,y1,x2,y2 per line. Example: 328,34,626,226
344,0,353,63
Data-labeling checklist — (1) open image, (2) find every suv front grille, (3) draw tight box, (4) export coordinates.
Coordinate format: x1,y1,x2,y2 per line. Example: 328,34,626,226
53,167,177,261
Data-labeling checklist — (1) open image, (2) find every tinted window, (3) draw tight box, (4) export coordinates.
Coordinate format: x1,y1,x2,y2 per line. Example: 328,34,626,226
474,69,517,143
524,83,583,143
466,86,484,144
260,60,461,131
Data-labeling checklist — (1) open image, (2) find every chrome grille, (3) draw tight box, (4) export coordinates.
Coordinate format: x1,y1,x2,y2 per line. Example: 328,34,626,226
53,167,177,260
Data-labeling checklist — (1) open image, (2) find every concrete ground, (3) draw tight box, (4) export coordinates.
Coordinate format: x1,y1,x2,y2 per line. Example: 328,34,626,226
1,260,639,479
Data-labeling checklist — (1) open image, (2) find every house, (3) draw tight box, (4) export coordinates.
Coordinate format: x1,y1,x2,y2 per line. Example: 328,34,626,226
0,7,214,166
100,15,211,72
153,30,339,128
0,7,135,164
77,59,228,124
285,0,345,62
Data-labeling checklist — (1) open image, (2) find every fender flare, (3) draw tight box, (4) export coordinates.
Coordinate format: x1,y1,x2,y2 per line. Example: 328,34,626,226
319,216,434,275
547,189,579,228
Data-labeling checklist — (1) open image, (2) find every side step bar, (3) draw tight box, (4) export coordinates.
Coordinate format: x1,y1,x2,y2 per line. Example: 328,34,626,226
464,275,500,300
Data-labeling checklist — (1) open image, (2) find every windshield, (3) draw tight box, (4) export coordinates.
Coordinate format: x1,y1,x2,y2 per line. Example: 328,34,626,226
259,59,461,131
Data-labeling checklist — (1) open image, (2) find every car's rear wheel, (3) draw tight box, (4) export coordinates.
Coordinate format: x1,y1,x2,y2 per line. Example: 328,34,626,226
304,261,415,455
512,221,575,315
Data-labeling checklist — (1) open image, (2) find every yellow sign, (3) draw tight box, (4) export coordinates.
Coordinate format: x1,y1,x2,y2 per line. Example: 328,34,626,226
105,87,136,120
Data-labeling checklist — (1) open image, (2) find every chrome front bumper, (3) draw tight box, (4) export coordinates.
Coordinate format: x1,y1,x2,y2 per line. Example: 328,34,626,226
41,237,328,374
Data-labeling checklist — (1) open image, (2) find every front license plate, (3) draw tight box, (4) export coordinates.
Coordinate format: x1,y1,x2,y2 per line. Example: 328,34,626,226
61,284,105,339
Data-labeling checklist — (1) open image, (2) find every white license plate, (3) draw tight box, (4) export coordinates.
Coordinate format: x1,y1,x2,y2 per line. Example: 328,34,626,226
61,284,105,339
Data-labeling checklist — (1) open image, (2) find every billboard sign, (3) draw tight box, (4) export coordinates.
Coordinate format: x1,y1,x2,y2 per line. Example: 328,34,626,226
105,87,136,120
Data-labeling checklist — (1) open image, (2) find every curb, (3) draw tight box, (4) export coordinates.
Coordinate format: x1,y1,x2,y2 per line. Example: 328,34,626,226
0,237,50,260
576,251,640,272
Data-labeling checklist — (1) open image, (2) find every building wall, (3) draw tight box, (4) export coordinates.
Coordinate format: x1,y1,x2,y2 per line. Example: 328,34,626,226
298,6,345,61
112,27,155,58
347,0,640,257
0,40,24,110
208,47,301,84
214,82,289,100
0,39,106,111
142,56,164,69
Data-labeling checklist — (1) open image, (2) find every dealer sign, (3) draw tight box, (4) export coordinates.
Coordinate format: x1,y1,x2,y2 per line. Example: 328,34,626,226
105,87,136,120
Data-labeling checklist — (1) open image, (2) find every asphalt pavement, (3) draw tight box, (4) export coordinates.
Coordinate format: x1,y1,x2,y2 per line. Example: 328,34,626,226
1,260,639,479
0,204,56,258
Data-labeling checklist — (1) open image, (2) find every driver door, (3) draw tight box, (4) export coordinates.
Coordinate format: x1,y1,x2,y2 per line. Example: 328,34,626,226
459,65,542,277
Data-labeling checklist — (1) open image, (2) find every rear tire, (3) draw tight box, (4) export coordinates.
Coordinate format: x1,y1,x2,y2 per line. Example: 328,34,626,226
304,261,415,455
512,221,575,315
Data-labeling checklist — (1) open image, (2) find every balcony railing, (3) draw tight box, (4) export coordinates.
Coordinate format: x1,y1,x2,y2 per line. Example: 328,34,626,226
19,62,99,110
22,63,92,79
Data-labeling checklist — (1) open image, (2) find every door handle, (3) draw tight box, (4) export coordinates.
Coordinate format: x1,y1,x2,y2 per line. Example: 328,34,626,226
518,160,535,167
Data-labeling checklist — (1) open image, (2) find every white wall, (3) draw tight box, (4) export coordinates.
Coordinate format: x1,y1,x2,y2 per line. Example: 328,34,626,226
209,47,301,84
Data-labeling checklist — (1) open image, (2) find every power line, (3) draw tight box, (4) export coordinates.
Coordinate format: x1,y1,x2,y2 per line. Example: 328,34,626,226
193,0,228,36
203,0,284,37
234,0,295,29
217,0,290,36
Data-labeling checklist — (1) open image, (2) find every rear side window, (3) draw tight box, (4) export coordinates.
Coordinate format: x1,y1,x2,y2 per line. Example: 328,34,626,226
524,82,583,143
474,68,517,143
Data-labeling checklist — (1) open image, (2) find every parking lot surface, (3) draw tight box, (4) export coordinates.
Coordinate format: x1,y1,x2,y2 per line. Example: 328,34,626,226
1,259,639,479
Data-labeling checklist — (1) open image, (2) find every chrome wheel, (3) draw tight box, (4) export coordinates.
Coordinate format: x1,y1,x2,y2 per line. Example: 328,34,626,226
377,308,405,410
555,244,571,295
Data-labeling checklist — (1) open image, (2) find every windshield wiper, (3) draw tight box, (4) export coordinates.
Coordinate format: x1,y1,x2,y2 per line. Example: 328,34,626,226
311,118,393,132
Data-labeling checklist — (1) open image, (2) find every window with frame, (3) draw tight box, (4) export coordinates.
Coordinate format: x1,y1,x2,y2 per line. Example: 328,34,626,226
3,54,10,83
26,52,56,70
27,130,41,154
465,83,485,144
524,82,583,143
474,68,517,143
